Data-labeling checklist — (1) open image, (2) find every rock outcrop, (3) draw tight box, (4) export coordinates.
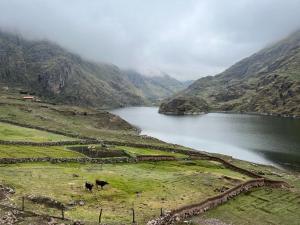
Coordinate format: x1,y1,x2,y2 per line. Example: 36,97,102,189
159,30,300,117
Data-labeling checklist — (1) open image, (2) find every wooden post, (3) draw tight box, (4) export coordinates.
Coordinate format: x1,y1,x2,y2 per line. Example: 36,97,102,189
160,208,163,216
132,208,135,224
22,196,25,211
98,208,103,224
61,208,64,220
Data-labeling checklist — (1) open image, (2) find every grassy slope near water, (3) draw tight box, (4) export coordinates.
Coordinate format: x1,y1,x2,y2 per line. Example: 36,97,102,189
0,91,299,225
115,146,186,158
0,161,249,224
0,91,179,147
0,122,76,142
0,145,85,158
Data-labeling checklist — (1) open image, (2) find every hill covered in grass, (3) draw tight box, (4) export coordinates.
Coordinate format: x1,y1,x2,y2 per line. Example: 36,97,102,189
159,30,300,116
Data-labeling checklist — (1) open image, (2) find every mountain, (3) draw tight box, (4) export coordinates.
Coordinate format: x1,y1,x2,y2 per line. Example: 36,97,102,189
0,30,146,108
159,30,300,117
123,69,189,103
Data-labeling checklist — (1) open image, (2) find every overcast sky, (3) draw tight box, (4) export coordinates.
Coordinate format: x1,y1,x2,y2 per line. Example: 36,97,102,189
0,0,300,80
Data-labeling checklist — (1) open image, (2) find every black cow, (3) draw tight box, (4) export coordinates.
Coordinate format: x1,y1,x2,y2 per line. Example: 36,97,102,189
95,180,109,189
85,182,94,192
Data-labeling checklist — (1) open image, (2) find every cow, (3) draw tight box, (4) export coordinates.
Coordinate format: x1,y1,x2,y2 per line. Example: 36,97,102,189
95,180,109,189
85,182,94,192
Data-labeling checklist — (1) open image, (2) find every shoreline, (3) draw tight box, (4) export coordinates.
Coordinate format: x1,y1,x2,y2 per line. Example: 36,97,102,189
158,109,300,119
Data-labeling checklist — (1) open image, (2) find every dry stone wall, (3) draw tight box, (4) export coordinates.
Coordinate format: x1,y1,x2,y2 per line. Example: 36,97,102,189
147,178,289,225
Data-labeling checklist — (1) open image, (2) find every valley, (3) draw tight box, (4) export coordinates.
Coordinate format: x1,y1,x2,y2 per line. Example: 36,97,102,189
0,90,299,225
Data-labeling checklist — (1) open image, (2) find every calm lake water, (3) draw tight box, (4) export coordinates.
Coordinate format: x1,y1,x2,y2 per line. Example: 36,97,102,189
111,107,300,171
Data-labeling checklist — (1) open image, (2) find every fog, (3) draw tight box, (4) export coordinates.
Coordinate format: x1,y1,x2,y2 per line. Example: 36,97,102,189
0,0,300,80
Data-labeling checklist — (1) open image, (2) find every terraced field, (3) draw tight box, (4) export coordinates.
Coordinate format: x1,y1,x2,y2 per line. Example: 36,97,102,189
183,188,300,225
0,122,76,142
0,92,299,225
0,145,85,158
115,146,186,158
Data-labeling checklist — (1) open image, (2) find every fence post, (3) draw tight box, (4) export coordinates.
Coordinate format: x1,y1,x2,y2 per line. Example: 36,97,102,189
132,208,136,224
61,208,64,220
160,208,163,216
99,208,103,224
22,196,25,211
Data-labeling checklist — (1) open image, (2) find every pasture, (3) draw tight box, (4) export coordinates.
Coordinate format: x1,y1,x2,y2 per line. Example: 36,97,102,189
0,122,76,142
0,145,85,158
0,160,249,224
181,188,300,225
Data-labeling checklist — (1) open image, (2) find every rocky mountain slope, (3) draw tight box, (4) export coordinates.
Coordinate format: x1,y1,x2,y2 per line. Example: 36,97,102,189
0,31,146,108
159,30,300,116
123,70,189,102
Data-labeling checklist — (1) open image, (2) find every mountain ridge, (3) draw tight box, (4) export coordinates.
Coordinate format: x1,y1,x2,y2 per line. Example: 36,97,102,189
159,30,300,117
0,30,190,108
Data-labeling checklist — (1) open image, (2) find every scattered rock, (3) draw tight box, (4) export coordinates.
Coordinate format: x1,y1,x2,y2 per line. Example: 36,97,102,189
0,210,18,225
78,200,85,206
27,195,65,209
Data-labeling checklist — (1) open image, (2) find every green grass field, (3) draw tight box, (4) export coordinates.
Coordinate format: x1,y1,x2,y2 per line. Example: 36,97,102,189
0,161,249,224
0,145,85,158
0,122,76,142
182,188,300,225
0,92,299,225
115,146,186,158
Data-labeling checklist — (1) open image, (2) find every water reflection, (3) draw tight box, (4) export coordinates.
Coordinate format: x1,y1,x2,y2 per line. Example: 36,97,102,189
111,107,300,171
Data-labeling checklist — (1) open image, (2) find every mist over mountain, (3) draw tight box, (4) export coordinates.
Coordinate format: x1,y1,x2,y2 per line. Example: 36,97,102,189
1,0,300,80
0,30,190,107
159,30,300,117
123,70,189,102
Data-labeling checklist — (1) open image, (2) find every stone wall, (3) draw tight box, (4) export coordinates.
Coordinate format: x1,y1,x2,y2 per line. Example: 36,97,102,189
0,118,95,140
0,157,134,164
0,139,101,146
108,141,262,179
0,155,180,164
147,178,289,225
136,155,176,161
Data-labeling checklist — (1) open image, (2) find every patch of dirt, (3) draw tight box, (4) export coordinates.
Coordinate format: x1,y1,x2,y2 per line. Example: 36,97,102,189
26,195,65,210
192,218,232,225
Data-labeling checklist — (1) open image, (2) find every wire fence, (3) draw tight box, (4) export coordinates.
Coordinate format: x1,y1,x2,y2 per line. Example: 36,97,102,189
15,196,167,224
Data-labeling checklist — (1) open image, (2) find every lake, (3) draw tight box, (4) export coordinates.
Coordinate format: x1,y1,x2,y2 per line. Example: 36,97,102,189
111,107,300,171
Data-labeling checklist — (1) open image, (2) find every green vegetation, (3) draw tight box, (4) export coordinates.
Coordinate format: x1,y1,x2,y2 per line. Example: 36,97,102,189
115,146,186,158
0,83,299,224
0,161,249,224
0,122,75,142
183,188,300,225
0,145,85,158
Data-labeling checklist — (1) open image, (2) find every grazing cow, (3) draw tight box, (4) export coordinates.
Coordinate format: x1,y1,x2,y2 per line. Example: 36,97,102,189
95,180,109,189
85,182,94,192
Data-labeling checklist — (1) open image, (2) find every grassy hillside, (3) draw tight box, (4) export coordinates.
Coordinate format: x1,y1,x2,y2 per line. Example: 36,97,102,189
0,122,75,142
181,188,300,225
0,145,85,158
159,30,300,116
0,88,299,225
0,161,249,224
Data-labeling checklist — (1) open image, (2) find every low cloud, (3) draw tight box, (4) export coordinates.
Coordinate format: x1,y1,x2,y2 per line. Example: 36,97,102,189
0,0,300,80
